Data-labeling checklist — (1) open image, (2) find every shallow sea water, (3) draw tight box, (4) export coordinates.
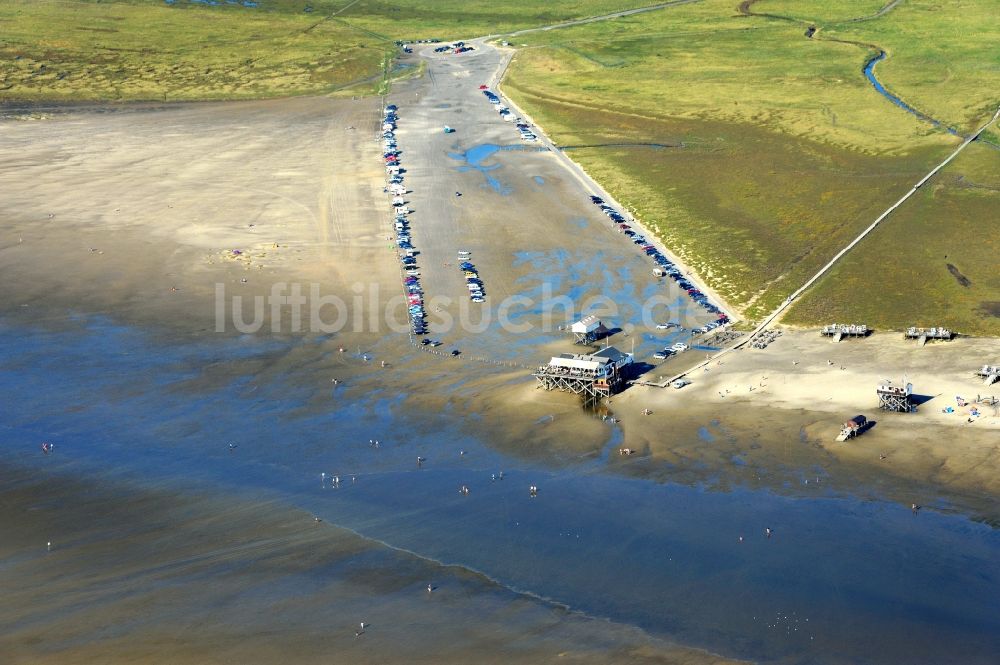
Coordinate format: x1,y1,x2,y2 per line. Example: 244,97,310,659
2,318,998,664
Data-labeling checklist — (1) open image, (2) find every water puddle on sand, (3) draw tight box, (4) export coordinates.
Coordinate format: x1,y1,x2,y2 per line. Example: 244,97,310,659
449,143,547,195
448,143,511,195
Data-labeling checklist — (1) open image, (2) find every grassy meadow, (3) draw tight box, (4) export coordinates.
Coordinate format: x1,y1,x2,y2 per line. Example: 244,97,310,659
336,0,654,40
502,0,1000,332
0,0,649,102
0,0,389,102
784,143,1000,334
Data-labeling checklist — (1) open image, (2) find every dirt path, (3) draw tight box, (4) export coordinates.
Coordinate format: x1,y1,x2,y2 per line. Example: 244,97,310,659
505,0,706,37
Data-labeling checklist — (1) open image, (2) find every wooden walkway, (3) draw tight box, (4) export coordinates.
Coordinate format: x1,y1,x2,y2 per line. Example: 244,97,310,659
652,105,1000,387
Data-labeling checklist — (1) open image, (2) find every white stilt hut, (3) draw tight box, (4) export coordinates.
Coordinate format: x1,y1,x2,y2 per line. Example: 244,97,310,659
571,315,601,344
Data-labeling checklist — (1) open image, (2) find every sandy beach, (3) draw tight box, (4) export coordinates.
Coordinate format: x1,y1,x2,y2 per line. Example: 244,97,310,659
0,96,395,335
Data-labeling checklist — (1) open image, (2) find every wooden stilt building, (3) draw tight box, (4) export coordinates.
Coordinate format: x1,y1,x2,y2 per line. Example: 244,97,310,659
975,364,1000,386
821,323,869,342
571,315,602,345
877,379,913,412
534,347,633,406
904,326,952,346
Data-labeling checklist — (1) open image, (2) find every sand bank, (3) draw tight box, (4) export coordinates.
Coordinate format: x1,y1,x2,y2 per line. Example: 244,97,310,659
600,330,1000,518
0,97,395,336
0,466,741,665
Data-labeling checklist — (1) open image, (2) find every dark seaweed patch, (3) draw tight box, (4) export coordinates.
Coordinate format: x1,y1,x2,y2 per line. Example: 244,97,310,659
947,263,972,287
977,301,1000,317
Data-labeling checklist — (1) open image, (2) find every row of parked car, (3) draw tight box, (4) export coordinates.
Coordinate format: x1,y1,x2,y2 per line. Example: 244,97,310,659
457,251,486,303
480,87,537,142
586,194,730,344
652,342,690,360
433,41,474,54
383,105,428,337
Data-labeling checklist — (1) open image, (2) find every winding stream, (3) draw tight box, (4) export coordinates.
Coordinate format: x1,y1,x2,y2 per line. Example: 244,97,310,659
739,0,963,136
863,51,960,135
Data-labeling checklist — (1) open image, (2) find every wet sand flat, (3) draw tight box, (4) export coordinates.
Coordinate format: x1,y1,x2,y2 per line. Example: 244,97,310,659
0,466,739,665
0,97,394,334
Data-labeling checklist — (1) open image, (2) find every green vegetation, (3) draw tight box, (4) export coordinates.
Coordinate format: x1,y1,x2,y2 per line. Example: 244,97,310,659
759,0,1000,143
0,0,648,102
0,0,386,102
784,143,1000,335
336,0,653,39
502,0,1000,331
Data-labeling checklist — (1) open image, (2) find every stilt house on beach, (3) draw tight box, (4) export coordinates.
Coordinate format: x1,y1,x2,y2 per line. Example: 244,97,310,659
533,347,633,405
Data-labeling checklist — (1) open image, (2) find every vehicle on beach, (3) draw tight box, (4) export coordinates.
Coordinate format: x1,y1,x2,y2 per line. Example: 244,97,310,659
671,343,689,352
672,379,691,389
653,350,669,360
444,126,455,133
